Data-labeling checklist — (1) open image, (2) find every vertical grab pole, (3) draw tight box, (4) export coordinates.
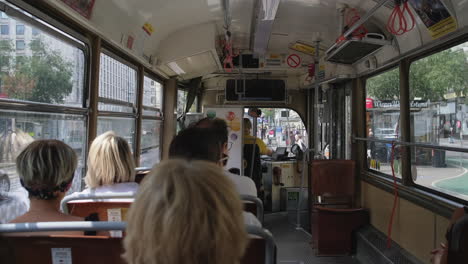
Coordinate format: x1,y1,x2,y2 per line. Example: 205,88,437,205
313,40,321,158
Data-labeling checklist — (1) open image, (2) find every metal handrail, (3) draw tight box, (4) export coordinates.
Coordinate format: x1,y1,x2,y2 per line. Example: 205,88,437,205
60,192,136,214
0,221,126,233
241,194,264,223
354,136,468,153
246,225,276,264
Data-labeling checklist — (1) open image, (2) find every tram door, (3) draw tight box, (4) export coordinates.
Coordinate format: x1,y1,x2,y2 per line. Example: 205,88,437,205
318,82,352,159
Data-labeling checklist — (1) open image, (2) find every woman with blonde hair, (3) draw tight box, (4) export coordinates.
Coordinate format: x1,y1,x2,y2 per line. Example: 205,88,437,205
10,140,82,235
123,159,248,264
67,131,137,196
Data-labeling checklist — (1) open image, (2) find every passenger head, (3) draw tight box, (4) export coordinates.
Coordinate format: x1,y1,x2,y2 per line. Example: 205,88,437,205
123,159,248,264
16,140,77,200
169,127,223,165
85,131,135,188
193,117,228,144
243,118,252,135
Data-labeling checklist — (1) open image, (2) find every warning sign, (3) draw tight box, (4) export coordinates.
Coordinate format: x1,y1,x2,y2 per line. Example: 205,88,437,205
408,0,457,39
287,54,301,68
290,42,315,56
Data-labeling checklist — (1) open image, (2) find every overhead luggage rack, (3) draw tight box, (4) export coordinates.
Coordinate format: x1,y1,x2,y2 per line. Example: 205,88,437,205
325,34,391,64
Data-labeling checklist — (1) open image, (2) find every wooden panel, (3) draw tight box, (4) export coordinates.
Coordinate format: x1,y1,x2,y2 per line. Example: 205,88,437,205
67,202,132,221
399,198,434,263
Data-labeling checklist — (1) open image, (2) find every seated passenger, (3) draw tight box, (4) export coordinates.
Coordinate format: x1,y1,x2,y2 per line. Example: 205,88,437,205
243,118,273,156
10,140,82,235
169,126,261,227
123,159,248,264
67,131,137,198
431,206,468,264
192,117,257,197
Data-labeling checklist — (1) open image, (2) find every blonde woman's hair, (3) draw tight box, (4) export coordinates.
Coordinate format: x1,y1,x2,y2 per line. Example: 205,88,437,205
16,140,77,199
85,131,135,188
123,159,248,264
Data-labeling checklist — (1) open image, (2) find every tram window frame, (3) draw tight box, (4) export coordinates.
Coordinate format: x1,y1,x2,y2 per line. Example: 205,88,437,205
364,66,402,181
96,50,139,153
139,73,163,167
406,40,468,203
0,2,89,192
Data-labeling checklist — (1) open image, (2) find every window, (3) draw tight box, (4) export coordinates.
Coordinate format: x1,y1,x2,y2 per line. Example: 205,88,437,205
16,24,24,35
97,116,135,151
0,110,87,193
32,28,40,36
177,89,197,116
143,76,163,116
409,42,468,201
0,8,87,194
365,68,401,176
0,12,8,19
245,108,308,152
1,25,8,35
140,119,162,167
98,53,137,113
15,40,24,50
0,17,84,107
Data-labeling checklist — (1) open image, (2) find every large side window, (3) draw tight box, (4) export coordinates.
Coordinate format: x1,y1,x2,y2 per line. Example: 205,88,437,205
140,75,163,168
365,68,401,177
0,10,86,192
97,52,137,150
410,42,468,201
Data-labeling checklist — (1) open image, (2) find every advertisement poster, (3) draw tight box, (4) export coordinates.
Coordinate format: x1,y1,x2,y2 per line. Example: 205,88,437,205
204,107,243,174
60,0,95,19
408,0,457,39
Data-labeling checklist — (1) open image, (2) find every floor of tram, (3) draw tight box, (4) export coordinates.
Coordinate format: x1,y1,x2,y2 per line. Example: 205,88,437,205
263,212,360,264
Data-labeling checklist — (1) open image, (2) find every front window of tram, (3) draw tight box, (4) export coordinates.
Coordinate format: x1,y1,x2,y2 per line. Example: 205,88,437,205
245,108,308,154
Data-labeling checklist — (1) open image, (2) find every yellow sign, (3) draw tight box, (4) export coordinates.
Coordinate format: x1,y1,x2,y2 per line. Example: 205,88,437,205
429,16,457,39
290,42,315,56
142,22,154,36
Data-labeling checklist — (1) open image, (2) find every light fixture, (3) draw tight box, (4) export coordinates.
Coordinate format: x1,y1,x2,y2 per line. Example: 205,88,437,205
253,0,281,56
262,0,280,21
167,62,186,75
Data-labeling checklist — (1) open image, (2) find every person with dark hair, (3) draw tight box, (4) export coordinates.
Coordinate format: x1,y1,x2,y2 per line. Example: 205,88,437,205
9,140,83,235
169,123,257,197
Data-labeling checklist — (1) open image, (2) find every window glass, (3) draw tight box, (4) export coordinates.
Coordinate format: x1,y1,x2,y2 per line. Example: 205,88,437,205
365,68,401,176
177,89,197,116
142,76,162,117
0,24,8,35
16,24,24,35
0,15,85,107
0,110,86,193
246,108,308,152
15,40,24,50
98,53,137,113
32,28,40,36
140,119,162,167
97,116,135,151
410,42,468,200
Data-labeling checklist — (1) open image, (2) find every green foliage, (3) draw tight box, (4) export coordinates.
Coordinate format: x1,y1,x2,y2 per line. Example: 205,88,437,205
2,38,73,104
367,48,468,101
0,40,13,72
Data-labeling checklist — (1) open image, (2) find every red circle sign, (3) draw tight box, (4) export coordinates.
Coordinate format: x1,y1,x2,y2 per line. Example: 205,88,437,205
287,54,301,68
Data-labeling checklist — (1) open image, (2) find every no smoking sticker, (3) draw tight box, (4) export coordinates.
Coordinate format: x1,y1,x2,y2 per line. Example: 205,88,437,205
287,54,301,68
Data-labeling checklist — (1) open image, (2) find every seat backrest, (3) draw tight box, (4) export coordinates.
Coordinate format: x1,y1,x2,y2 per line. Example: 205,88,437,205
67,202,132,221
243,144,262,189
0,235,125,264
241,195,264,223
310,160,356,206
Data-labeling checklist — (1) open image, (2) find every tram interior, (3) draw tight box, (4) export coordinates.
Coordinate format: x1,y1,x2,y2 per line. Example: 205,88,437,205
1,0,468,263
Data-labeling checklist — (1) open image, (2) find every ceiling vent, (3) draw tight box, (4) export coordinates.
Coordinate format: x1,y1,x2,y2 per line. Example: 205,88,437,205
325,34,390,65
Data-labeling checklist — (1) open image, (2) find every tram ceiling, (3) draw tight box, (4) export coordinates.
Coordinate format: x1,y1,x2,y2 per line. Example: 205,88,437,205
40,0,468,79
